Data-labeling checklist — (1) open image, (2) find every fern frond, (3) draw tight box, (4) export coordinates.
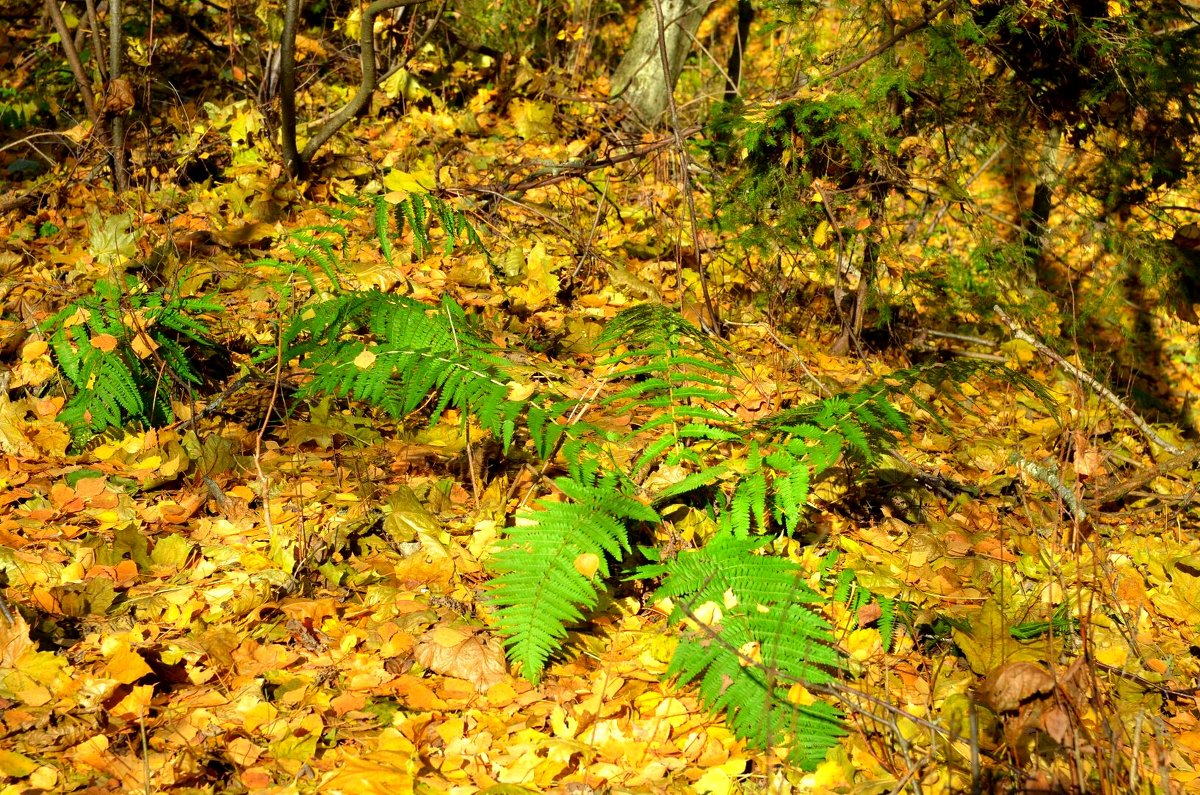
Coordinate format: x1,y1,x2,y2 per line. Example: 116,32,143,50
283,290,566,453
594,304,741,483
374,196,394,265
40,277,219,442
644,535,845,769
490,466,657,682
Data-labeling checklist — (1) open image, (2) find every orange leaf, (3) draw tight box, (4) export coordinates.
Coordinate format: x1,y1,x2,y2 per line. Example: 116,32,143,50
90,334,119,352
108,684,154,721
106,646,153,684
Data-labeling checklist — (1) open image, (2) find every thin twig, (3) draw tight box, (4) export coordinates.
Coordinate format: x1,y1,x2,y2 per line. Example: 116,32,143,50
994,306,1187,456
923,142,1006,245
906,327,998,348
1092,446,1200,504
448,133,692,205
815,0,954,85
443,304,481,508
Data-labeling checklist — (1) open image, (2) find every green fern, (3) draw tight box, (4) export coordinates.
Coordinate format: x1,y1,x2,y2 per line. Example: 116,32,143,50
39,277,220,442
250,220,350,297
489,453,658,682
832,565,901,652
593,303,741,486
393,192,488,261
641,535,845,769
280,289,572,455
276,290,1051,769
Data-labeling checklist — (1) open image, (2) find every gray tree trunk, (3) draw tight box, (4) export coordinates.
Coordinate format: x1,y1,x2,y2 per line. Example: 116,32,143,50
610,0,713,126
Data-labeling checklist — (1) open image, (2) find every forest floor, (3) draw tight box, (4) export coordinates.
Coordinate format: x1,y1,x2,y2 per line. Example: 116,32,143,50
2,19,1200,795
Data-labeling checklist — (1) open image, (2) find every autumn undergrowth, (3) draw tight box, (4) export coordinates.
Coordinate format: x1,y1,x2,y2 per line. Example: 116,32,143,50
245,196,1052,769
38,275,222,443
33,194,1059,772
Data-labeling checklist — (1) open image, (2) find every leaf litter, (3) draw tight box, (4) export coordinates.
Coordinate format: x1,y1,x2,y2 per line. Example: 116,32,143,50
0,33,1199,795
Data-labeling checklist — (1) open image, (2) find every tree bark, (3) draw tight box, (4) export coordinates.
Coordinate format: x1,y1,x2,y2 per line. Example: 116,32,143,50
280,0,430,178
108,0,127,191
610,0,713,126
723,0,752,103
280,0,300,174
1025,125,1061,293
44,0,99,124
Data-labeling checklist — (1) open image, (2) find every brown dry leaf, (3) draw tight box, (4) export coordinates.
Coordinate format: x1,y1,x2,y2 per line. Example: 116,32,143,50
1041,706,1073,744
103,77,135,115
414,624,508,691
1071,430,1105,478
856,601,883,627
978,661,1056,713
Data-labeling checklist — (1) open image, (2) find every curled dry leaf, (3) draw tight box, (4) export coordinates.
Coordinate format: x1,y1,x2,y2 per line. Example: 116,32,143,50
1041,706,1073,745
978,661,1056,713
414,625,508,692
856,601,883,627
103,77,135,116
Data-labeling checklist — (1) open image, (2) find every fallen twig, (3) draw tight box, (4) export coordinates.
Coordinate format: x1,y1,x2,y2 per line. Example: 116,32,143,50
1093,446,1200,505
994,306,1187,457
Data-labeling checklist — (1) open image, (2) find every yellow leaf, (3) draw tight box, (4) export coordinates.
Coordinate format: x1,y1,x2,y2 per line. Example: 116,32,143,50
812,220,830,247
228,485,256,501
353,349,377,368
845,628,882,661
692,601,723,626
549,705,578,739
0,393,37,457
507,380,537,402
694,758,748,795
108,684,154,721
787,683,816,705
737,640,762,667
1093,643,1127,667
511,99,555,139
0,749,38,778
430,625,470,647
382,169,435,196
106,646,153,684
573,552,600,578
129,330,159,359
21,340,48,361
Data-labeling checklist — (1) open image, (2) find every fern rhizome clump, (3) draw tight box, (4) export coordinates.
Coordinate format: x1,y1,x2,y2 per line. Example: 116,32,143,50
272,232,1036,767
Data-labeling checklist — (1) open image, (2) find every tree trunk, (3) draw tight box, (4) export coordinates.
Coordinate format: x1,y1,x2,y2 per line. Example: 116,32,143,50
108,0,127,191
1025,125,1061,293
723,0,753,103
610,0,713,126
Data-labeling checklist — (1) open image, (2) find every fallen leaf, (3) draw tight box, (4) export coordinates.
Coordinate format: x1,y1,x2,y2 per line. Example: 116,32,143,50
415,625,508,691
978,661,1055,713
